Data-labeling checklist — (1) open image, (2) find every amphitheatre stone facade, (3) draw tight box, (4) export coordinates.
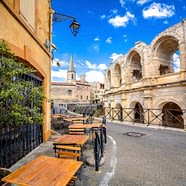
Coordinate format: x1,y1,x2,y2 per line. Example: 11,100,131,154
104,19,186,130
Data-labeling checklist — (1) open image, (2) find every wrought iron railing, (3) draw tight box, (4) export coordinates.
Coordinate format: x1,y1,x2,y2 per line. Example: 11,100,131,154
0,124,42,168
104,107,185,129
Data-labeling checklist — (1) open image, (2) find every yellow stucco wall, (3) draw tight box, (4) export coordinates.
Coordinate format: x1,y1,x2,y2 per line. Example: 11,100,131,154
0,0,52,142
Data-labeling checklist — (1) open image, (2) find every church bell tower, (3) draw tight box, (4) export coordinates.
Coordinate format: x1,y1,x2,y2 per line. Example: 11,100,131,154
67,54,76,83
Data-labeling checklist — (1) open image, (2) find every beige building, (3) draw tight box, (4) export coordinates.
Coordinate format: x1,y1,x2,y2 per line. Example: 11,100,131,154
51,55,91,112
0,0,52,141
104,19,186,130
90,82,105,104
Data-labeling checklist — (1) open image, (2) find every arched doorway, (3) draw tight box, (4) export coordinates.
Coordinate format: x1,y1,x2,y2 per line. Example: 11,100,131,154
162,102,183,129
116,103,123,121
134,103,144,123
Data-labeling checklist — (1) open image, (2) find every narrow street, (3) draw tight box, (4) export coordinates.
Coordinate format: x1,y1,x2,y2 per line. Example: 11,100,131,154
100,122,186,186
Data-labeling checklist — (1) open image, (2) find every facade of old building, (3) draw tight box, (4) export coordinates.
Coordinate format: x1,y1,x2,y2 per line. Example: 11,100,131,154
104,19,186,130
51,55,91,112
0,0,52,141
90,82,105,104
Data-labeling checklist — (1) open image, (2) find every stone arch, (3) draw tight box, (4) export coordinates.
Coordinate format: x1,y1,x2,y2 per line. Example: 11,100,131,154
134,102,144,124
151,31,183,75
115,103,123,121
161,102,184,129
126,50,142,82
129,101,144,123
114,63,121,87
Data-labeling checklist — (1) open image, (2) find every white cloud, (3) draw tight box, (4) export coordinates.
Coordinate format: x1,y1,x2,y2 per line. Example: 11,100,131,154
85,60,97,69
143,3,175,19
85,60,107,71
110,52,122,61
123,34,128,42
100,14,106,20
163,20,168,24
137,0,150,6
108,11,135,28
85,70,105,83
173,53,180,72
120,0,125,8
93,44,100,52
106,37,112,44
98,64,107,71
110,9,118,15
51,69,67,82
94,37,100,42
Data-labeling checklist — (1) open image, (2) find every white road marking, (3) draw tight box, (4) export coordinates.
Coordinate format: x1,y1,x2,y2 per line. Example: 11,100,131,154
99,135,117,186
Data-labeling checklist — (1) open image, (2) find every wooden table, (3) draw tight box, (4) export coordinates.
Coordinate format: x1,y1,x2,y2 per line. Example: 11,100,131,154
68,123,102,129
54,134,89,146
63,117,89,122
1,156,83,186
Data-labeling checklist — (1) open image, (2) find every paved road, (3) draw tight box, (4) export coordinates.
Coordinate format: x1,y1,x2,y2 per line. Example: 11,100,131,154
9,122,186,186
97,122,186,186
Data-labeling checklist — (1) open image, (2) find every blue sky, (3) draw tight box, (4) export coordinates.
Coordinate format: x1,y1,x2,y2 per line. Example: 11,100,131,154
51,0,186,83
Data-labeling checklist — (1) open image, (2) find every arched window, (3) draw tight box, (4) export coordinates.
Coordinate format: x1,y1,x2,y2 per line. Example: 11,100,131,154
127,51,142,82
154,36,180,75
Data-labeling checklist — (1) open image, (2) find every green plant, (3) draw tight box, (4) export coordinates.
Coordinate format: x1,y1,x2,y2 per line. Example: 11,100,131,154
0,41,43,127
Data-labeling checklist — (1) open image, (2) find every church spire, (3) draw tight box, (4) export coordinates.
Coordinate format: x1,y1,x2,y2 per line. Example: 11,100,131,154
67,54,76,83
68,54,75,72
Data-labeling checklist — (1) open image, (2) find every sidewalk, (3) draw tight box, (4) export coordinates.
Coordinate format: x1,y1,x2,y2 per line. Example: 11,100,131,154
9,130,108,186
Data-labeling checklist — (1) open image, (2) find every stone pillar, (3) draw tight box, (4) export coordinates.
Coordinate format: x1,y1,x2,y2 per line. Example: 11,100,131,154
182,113,186,132
179,42,186,71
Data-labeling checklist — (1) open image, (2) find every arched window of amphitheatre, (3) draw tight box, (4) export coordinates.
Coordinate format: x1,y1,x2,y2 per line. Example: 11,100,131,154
116,103,123,121
154,36,180,75
162,102,183,129
114,63,121,87
134,102,144,124
128,51,142,82
107,70,111,89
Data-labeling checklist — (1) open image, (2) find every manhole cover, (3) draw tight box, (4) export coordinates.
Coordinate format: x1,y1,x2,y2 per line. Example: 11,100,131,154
123,132,145,137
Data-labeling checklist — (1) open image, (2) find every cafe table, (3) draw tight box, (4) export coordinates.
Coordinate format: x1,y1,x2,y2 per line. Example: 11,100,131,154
1,155,83,186
68,123,102,130
63,117,88,122
53,134,89,146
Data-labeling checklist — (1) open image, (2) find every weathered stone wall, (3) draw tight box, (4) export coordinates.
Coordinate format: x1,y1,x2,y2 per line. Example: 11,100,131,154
104,19,186,129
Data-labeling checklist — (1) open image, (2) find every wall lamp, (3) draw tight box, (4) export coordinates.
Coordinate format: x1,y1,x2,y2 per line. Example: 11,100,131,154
53,12,80,37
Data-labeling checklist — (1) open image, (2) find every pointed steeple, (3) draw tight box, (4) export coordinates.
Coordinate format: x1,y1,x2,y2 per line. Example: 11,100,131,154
68,54,75,72
67,54,76,83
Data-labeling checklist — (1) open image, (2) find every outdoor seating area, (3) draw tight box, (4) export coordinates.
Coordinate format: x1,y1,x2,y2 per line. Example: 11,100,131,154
1,114,107,186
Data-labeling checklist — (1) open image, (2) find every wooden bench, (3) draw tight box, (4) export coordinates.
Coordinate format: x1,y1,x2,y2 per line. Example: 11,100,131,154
53,143,82,160
57,151,81,160
68,128,85,135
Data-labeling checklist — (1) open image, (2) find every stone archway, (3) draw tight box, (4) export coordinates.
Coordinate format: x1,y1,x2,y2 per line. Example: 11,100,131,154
134,102,144,123
114,63,121,87
127,50,142,82
152,35,181,75
162,102,184,129
115,103,123,121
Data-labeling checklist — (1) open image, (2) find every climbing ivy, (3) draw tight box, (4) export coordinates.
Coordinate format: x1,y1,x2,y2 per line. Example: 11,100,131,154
0,41,43,127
